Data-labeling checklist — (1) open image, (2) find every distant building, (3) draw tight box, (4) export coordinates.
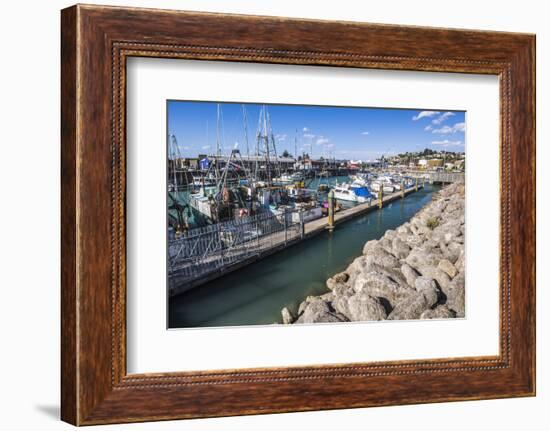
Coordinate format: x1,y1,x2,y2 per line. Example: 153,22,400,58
168,157,198,170
427,159,444,168
347,160,361,170
364,160,382,168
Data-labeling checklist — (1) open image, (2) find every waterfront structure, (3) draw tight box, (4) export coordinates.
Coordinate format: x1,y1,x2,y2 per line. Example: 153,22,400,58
168,182,425,296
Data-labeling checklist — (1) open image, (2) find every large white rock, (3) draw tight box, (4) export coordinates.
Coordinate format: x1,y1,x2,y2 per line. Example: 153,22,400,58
346,294,387,321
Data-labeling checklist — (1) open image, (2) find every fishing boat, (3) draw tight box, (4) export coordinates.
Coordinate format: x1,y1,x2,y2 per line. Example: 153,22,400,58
291,171,305,181
191,174,217,187
285,183,315,202
188,192,214,220
273,173,295,184
291,201,323,223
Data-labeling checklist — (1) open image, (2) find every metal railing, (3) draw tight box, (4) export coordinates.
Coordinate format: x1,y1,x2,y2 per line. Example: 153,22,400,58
428,172,465,183
168,208,304,292
408,171,465,183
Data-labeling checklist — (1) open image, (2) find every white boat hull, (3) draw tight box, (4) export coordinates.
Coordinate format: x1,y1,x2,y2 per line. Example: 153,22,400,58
189,194,213,219
333,190,370,203
291,206,323,223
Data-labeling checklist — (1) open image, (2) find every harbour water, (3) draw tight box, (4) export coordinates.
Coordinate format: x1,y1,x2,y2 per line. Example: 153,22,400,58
168,183,440,328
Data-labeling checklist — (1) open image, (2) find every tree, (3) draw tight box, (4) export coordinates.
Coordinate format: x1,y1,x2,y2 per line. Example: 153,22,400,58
282,149,290,158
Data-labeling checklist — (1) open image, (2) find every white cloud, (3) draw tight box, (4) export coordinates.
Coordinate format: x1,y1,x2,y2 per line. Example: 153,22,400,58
334,149,397,159
201,145,210,150
316,137,330,146
431,139,463,147
183,146,190,150
432,125,454,134
412,111,440,121
361,131,370,135
432,122,466,134
275,134,287,141
452,122,466,132
303,127,310,132
431,112,455,125
424,125,433,131
303,133,315,139
326,143,335,149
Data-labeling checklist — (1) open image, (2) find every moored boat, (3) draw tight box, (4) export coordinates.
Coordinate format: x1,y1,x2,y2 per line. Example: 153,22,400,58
333,183,374,203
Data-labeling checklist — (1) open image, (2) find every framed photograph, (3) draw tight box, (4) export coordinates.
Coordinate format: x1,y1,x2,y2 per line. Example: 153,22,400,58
61,4,536,425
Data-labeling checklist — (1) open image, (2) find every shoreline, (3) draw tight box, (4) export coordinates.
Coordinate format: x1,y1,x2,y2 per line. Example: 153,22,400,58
281,182,465,324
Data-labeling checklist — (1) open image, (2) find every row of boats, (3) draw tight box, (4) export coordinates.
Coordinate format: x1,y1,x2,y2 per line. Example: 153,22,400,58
189,171,306,188
180,172,417,228
332,172,416,204
168,104,418,232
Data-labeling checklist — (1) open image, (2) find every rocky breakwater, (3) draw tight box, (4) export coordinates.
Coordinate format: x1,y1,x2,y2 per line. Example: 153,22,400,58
281,183,465,324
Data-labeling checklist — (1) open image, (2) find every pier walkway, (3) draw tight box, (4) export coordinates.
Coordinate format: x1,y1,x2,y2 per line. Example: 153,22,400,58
304,185,421,237
409,171,464,184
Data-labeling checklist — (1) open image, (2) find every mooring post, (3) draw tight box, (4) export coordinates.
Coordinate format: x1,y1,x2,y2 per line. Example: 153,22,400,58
423,176,426,187
328,189,335,231
378,188,383,209
284,208,288,244
415,177,418,191
300,209,305,239
401,179,405,198
219,223,224,266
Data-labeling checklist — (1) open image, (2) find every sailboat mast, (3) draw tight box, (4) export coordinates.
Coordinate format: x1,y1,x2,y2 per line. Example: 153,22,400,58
254,107,262,180
263,106,271,184
294,128,298,160
169,134,179,193
242,105,250,161
215,104,222,179
266,108,281,179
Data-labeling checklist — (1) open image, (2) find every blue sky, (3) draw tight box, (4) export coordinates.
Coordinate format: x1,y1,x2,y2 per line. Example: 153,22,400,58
167,101,466,161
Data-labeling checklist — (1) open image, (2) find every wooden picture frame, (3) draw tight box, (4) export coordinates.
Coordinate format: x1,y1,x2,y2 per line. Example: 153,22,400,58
61,4,536,425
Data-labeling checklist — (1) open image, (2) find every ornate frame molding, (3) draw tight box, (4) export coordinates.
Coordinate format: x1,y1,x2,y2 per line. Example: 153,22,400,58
61,5,535,425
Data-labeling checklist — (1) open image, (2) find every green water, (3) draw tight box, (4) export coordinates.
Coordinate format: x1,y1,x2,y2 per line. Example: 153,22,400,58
169,183,440,328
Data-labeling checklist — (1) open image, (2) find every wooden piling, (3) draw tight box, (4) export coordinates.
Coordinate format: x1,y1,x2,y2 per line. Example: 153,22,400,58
327,190,335,231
